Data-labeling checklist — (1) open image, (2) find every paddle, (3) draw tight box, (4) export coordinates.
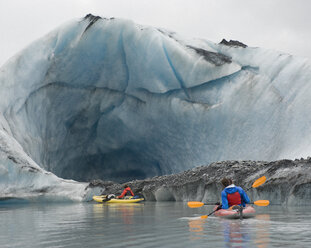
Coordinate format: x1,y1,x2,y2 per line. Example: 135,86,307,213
188,200,269,208
196,200,270,219
188,176,268,209
187,201,219,208
245,176,266,191
200,208,219,219
188,176,268,218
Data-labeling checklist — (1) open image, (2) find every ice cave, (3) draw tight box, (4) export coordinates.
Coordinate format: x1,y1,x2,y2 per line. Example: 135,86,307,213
0,14,311,202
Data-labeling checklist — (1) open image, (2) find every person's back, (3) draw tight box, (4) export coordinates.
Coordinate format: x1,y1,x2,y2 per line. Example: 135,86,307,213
220,178,250,209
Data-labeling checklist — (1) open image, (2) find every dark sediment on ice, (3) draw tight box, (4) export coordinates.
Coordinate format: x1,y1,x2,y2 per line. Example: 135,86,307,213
87,157,311,205
220,39,248,48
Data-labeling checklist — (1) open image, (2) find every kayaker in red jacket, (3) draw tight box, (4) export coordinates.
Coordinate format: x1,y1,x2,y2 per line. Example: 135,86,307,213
220,178,250,209
117,185,134,199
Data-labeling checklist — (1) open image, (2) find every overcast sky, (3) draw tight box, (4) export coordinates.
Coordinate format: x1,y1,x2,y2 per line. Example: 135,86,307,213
0,0,310,66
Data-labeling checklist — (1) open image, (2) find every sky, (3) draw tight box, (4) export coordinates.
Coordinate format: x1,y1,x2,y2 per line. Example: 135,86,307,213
0,0,310,66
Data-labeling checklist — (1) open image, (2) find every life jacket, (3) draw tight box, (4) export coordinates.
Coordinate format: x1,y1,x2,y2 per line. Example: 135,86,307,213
119,187,134,198
221,184,250,209
227,191,242,206
124,187,134,196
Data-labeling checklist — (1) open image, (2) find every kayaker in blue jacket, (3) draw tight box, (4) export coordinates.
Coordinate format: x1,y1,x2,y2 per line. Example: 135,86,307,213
220,178,250,209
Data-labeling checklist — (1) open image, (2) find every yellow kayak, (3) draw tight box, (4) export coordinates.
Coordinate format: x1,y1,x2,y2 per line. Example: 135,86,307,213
92,195,144,203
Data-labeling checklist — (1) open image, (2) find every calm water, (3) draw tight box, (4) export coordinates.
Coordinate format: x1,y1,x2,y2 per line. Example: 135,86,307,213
0,201,311,247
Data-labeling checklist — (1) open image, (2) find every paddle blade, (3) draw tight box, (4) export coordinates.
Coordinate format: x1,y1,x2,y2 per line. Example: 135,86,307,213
254,200,270,206
200,215,208,219
187,201,205,208
252,176,266,188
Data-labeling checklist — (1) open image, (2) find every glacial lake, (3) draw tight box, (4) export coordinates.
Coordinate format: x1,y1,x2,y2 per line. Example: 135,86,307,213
0,201,311,248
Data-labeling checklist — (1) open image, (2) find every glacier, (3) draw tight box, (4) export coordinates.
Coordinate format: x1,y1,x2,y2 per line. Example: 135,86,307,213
0,14,311,203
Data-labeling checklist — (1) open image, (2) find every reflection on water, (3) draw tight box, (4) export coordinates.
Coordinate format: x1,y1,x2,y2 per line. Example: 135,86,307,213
0,203,311,247
222,219,250,247
93,203,144,225
187,214,271,248
255,215,270,248
188,218,205,240
218,215,271,248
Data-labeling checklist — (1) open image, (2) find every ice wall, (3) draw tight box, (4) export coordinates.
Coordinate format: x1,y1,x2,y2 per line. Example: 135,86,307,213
0,14,311,186
0,116,94,202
